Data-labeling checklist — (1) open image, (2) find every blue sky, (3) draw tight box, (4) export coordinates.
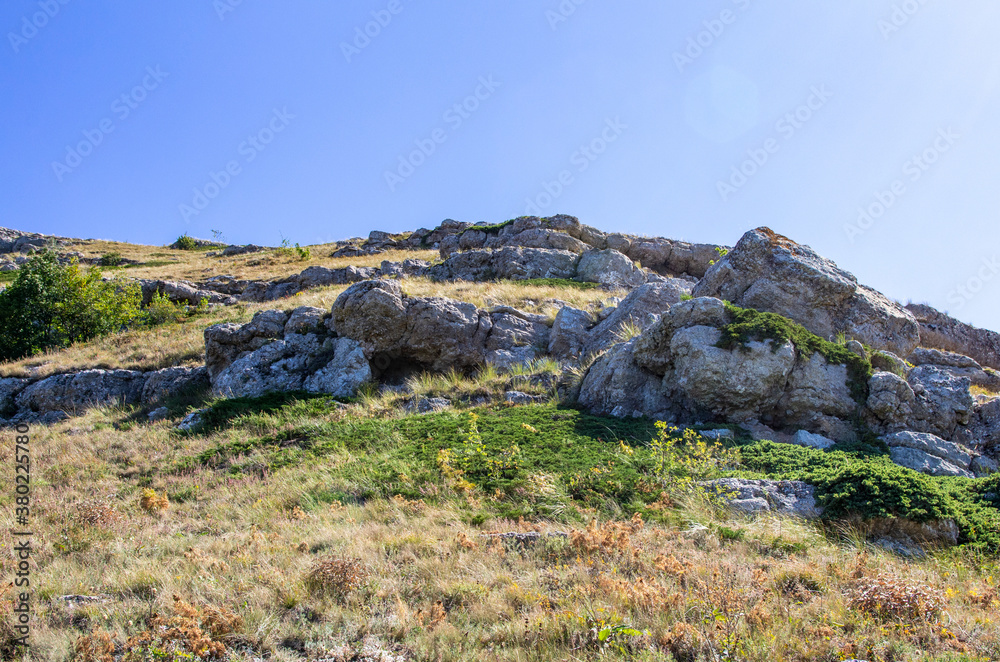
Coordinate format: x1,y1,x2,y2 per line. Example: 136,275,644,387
2,1,999,332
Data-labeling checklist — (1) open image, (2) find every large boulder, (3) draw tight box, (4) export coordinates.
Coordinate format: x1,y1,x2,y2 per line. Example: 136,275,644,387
577,339,673,420
582,296,864,439
693,228,920,356
548,306,594,360
584,281,691,356
204,309,290,380
882,431,974,478
704,478,822,519
485,308,550,369
140,279,236,306
576,249,647,289
213,334,370,399
669,326,796,421
14,369,146,416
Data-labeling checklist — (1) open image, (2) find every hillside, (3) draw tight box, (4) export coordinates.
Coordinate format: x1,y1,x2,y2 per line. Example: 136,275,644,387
2,216,999,662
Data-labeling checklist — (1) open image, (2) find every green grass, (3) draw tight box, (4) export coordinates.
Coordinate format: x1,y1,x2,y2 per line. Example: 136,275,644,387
170,395,1000,552
0,270,17,283
717,301,874,404
515,278,602,290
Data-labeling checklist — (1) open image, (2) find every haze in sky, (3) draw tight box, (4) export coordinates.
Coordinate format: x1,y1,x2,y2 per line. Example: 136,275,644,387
2,1,999,331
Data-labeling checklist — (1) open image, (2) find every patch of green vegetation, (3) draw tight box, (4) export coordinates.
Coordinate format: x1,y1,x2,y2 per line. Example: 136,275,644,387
515,278,602,290
173,234,198,251
0,271,17,283
465,219,516,235
175,400,685,518
0,251,143,362
717,301,873,404
99,252,123,267
740,441,1000,553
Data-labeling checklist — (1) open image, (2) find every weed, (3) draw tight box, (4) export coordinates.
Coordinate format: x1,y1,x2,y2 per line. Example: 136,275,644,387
305,557,369,599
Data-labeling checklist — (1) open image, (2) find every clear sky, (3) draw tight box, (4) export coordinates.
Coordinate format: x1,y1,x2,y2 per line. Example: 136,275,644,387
2,1,999,332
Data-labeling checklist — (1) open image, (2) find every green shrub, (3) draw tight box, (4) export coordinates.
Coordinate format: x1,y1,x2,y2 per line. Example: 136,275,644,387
739,441,1000,552
144,290,184,325
717,302,873,403
99,252,123,267
173,234,198,250
0,251,143,362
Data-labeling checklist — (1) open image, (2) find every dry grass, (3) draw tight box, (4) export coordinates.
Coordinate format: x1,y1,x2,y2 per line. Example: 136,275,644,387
3,401,998,662
59,238,438,284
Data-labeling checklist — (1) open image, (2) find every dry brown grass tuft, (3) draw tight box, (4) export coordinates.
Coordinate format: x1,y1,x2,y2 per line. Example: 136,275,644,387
305,556,370,599
850,572,945,622
138,488,169,513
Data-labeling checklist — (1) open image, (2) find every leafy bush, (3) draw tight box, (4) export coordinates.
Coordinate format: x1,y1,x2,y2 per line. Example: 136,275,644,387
173,234,198,250
144,290,184,325
98,252,123,267
740,441,1000,552
0,251,143,362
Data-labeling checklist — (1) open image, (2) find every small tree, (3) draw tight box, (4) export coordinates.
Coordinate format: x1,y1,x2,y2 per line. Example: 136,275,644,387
0,251,143,362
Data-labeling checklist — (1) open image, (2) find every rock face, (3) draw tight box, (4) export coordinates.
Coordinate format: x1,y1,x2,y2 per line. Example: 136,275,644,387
576,249,647,289
882,431,975,478
704,478,822,519
866,365,975,442
140,280,237,306
693,228,920,356
1,366,208,424
213,334,370,399
428,247,581,282
431,215,724,279
584,281,691,356
580,297,864,440
907,303,1000,371
204,279,557,399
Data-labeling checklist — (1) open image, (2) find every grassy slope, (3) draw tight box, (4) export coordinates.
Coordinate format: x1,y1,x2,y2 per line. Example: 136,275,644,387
1,239,999,661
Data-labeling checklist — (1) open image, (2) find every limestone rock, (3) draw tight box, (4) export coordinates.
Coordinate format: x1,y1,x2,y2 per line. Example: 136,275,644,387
704,478,822,519
15,369,146,415
792,429,836,450
669,326,796,421
578,339,672,420
882,431,974,478
584,281,690,356
576,249,647,289
548,306,594,360
906,302,1000,371
693,228,919,356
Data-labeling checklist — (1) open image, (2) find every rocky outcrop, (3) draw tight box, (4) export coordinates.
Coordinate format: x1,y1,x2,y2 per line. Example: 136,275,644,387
428,247,581,282
433,215,723,279
865,365,975,442
204,279,556,399
906,303,1000,371
704,478,822,519
693,228,920,356
881,431,975,478
0,366,208,425
907,348,1000,392
580,297,863,440
213,334,370,399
